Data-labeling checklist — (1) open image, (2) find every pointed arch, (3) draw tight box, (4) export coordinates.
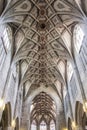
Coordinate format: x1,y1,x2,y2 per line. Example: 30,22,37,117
31,120,37,130
0,102,12,129
50,119,56,130
25,86,59,110
68,117,72,130
15,117,20,130
75,101,83,125
40,120,47,130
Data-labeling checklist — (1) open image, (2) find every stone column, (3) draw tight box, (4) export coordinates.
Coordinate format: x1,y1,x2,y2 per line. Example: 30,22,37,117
47,123,50,130
72,61,86,100
56,113,59,130
65,61,74,119
27,103,31,130
37,123,40,130
29,124,31,130
56,107,66,130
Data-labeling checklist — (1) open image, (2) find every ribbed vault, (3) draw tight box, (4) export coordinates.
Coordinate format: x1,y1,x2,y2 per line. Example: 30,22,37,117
0,0,86,123
30,92,56,123
0,0,85,100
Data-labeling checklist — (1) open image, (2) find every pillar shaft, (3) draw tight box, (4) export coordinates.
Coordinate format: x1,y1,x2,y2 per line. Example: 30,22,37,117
56,113,59,130
65,61,74,119
37,124,40,130
72,62,86,100
47,123,50,130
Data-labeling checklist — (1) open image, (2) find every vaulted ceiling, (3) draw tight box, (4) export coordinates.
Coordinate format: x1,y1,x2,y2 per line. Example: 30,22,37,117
0,0,87,122
31,92,56,122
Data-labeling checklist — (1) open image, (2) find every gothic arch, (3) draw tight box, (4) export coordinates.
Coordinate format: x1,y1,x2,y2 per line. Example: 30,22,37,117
39,118,47,125
26,85,60,110
26,87,59,124
82,112,87,130
75,101,87,129
75,101,83,126
50,119,56,125
68,117,72,130
0,102,12,129
40,120,47,130
50,119,56,130
15,117,19,130
30,91,56,124
75,101,87,130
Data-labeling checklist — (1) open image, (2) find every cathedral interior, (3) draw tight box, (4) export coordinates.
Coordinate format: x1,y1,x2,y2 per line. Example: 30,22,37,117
0,0,87,130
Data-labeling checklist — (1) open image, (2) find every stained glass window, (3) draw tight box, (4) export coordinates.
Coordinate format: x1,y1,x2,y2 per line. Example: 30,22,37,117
31,120,36,130
40,121,47,130
50,120,55,130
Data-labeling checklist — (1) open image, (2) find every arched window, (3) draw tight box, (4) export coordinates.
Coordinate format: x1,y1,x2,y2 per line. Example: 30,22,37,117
0,25,12,70
40,121,47,130
67,61,73,82
31,120,37,130
2,26,11,51
50,120,55,130
73,24,84,53
73,24,87,71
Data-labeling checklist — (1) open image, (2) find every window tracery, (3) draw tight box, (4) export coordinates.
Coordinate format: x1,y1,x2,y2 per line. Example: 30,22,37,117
50,120,55,130
40,121,47,130
0,25,12,70
31,120,37,130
